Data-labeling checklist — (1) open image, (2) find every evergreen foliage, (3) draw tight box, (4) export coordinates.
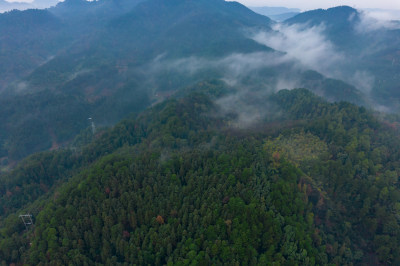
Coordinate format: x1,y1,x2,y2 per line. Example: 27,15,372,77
1,88,399,264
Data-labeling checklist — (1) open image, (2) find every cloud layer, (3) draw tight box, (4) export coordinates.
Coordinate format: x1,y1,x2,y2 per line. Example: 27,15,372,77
251,24,344,78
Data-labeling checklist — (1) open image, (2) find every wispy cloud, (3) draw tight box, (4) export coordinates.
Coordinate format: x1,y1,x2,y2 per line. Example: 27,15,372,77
214,87,284,128
251,23,344,78
356,10,400,32
148,52,299,126
348,71,374,94
149,51,288,87
250,23,379,96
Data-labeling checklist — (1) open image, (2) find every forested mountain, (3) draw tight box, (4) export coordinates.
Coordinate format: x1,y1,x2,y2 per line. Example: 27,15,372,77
1,2,400,264
1,87,400,264
0,0,367,165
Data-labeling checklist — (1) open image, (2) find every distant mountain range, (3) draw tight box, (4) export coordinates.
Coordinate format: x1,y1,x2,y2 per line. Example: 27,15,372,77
0,0,30,12
249,6,300,21
0,0,59,12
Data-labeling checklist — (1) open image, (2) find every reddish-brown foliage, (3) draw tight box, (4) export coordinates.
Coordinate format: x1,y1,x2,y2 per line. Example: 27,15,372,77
156,215,164,225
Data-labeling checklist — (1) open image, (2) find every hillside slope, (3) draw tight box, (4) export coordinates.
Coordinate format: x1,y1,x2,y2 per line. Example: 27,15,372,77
1,87,399,264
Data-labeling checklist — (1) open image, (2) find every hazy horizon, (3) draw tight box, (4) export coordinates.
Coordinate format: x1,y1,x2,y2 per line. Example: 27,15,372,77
236,0,400,11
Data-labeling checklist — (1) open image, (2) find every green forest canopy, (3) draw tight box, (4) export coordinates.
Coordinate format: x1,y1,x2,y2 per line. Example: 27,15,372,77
0,88,399,265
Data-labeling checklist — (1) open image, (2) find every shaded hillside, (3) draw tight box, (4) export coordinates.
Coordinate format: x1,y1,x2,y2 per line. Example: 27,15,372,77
285,6,360,40
0,9,66,89
29,0,273,89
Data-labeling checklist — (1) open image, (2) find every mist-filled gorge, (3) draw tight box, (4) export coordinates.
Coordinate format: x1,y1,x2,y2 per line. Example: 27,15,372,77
1,0,400,264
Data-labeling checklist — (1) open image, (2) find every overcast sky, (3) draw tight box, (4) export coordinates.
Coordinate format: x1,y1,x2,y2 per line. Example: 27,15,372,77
235,0,400,11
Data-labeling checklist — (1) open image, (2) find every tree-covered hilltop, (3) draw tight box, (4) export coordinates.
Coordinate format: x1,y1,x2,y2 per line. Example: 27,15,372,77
1,88,399,265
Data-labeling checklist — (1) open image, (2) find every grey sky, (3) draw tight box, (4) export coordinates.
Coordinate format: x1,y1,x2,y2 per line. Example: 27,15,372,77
235,0,400,11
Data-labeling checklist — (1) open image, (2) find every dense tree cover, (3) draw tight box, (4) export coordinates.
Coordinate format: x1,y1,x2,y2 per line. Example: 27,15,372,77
0,9,66,89
0,75,152,163
273,89,400,264
25,140,320,265
0,90,91,161
1,2,399,264
0,92,213,221
1,88,400,265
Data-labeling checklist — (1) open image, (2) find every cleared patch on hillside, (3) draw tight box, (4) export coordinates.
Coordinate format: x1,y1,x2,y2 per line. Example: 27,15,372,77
265,131,328,166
